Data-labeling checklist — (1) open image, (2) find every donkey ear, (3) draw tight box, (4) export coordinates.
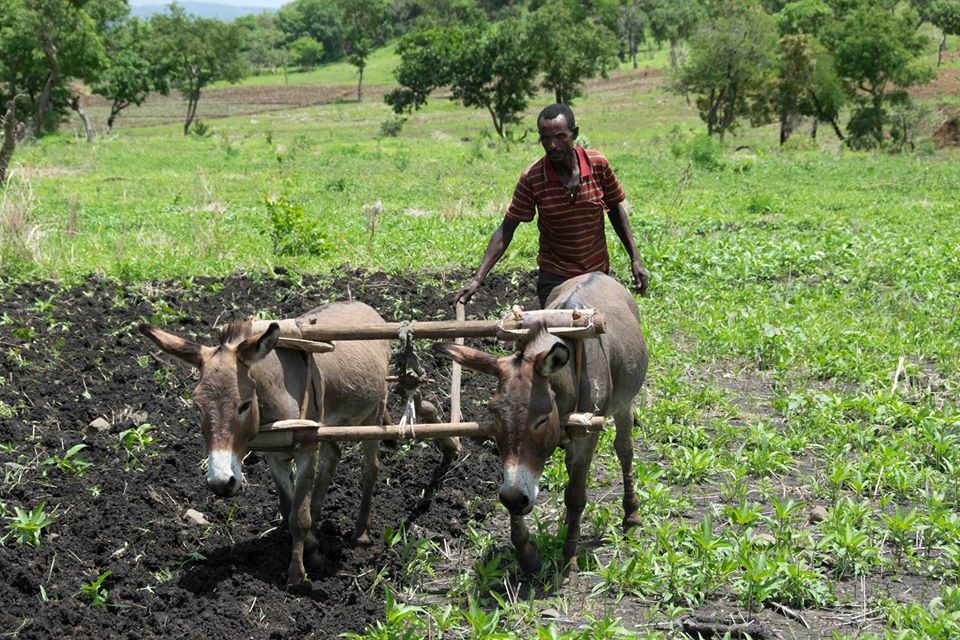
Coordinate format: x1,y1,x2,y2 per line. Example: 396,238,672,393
535,342,570,377
139,324,208,368
432,342,501,377
237,322,280,365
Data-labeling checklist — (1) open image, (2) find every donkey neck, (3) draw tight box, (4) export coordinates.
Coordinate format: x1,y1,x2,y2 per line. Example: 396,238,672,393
552,338,610,417
249,350,313,424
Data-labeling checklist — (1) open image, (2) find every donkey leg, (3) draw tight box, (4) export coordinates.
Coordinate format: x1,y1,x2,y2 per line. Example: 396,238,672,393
309,442,342,522
264,452,294,527
562,434,600,573
613,410,641,531
287,444,319,587
352,438,380,545
416,398,460,463
510,514,541,574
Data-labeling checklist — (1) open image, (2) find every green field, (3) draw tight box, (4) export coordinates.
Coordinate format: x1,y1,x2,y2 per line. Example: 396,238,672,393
3,39,960,639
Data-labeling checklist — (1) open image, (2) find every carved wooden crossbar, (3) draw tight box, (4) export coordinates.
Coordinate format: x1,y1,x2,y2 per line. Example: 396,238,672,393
251,308,604,349
249,413,605,451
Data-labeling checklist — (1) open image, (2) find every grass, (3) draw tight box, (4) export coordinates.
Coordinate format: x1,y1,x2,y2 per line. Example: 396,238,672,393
3,37,960,639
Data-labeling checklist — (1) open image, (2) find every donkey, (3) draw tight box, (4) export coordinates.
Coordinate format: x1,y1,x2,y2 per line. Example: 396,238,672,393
140,302,391,586
433,273,648,573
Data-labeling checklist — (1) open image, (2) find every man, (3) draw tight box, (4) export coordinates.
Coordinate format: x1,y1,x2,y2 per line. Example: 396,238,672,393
452,103,649,308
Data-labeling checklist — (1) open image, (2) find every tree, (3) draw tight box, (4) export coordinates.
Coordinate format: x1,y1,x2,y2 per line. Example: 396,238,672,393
821,2,932,149
275,0,345,64
16,0,107,138
448,18,539,137
386,19,539,139
527,0,618,104
235,13,286,73
673,1,778,141
775,1,843,143
618,0,647,69
92,17,169,132
930,1,960,66
151,5,246,135
290,35,325,69
336,0,390,101
647,0,705,68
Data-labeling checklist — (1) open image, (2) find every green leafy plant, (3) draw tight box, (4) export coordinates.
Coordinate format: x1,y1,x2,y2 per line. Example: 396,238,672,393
42,444,92,476
264,196,327,257
5,502,56,547
78,571,111,608
117,423,157,466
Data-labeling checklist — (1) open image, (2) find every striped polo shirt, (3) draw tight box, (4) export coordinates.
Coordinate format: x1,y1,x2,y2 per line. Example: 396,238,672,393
505,147,626,277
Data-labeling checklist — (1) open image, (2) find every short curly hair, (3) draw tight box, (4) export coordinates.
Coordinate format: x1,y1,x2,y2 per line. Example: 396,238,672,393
537,103,576,130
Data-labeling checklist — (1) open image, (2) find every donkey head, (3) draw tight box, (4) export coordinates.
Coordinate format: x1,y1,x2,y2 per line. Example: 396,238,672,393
139,320,279,497
433,322,570,516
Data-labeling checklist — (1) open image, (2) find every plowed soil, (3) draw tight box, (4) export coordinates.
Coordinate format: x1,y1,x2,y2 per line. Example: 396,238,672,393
0,268,535,640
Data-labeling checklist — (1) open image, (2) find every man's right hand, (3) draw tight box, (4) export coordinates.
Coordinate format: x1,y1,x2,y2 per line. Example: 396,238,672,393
452,278,482,306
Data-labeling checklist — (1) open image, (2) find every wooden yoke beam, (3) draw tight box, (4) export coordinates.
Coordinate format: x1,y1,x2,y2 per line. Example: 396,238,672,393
249,414,605,451
292,310,605,342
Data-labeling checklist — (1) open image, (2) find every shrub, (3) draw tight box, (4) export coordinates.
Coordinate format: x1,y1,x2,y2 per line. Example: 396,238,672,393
264,197,327,257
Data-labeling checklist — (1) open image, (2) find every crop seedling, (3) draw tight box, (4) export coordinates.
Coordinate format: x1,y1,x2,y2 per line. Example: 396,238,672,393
5,502,56,547
41,444,92,476
78,571,111,608
117,423,157,465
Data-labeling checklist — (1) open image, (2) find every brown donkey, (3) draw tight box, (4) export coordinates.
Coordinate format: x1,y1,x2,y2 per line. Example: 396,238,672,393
141,302,390,586
433,273,648,573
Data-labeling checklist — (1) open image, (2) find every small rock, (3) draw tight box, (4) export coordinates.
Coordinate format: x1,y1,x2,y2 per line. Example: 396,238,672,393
87,417,111,433
809,506,828,523
754,533,776,546
130,410,148,425
183,509,210,527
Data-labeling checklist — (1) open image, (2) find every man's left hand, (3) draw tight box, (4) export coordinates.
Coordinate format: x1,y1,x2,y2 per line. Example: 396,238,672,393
631,260,649,296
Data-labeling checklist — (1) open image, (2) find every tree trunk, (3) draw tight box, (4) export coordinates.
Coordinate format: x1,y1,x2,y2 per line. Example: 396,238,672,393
486,104,504,139
184,93,199,135
669,38,677,68
780,109,801,145
107,100,125,133
356,64,364,102
1,97,23,184
706,89,718,136
34,31,61,138
555,87,563,104
810,119,818,139
70,95,94,142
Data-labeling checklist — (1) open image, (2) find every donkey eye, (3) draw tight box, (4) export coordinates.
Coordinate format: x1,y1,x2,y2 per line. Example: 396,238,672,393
533,416,549,430
238,401,252,416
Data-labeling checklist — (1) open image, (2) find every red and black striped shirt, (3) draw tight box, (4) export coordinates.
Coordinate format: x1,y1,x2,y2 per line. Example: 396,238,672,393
505,147,626,277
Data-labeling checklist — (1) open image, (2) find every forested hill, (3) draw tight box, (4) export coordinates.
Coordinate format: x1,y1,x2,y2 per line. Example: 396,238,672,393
130,2,273,20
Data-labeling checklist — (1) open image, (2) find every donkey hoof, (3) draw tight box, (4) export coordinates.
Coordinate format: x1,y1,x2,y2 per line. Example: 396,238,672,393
517,547,542,574
286,566,307,590
351,530,373,546
305,551,327,574
622,513,642,532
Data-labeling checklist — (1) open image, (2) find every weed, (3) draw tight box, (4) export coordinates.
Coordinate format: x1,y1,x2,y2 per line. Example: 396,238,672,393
264,196,327,257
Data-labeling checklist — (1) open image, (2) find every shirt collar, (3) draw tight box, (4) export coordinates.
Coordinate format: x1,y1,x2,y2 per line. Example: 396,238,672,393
543,146,592,184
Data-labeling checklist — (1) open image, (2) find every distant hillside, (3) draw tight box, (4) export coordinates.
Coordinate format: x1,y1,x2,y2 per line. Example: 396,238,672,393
130,2,274,20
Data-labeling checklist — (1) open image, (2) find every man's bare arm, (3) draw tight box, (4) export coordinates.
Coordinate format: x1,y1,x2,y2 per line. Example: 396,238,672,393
452,217,520,305
607,201,649,295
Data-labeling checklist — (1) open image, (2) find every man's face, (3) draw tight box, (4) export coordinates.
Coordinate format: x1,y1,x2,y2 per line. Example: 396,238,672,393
538,115,577,164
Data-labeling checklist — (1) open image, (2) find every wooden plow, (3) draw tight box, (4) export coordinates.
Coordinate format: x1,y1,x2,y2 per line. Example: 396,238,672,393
247,306,607,451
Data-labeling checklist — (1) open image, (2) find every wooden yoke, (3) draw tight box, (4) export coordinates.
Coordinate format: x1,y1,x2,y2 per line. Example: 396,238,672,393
285,309,604,342
249,413,605,451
